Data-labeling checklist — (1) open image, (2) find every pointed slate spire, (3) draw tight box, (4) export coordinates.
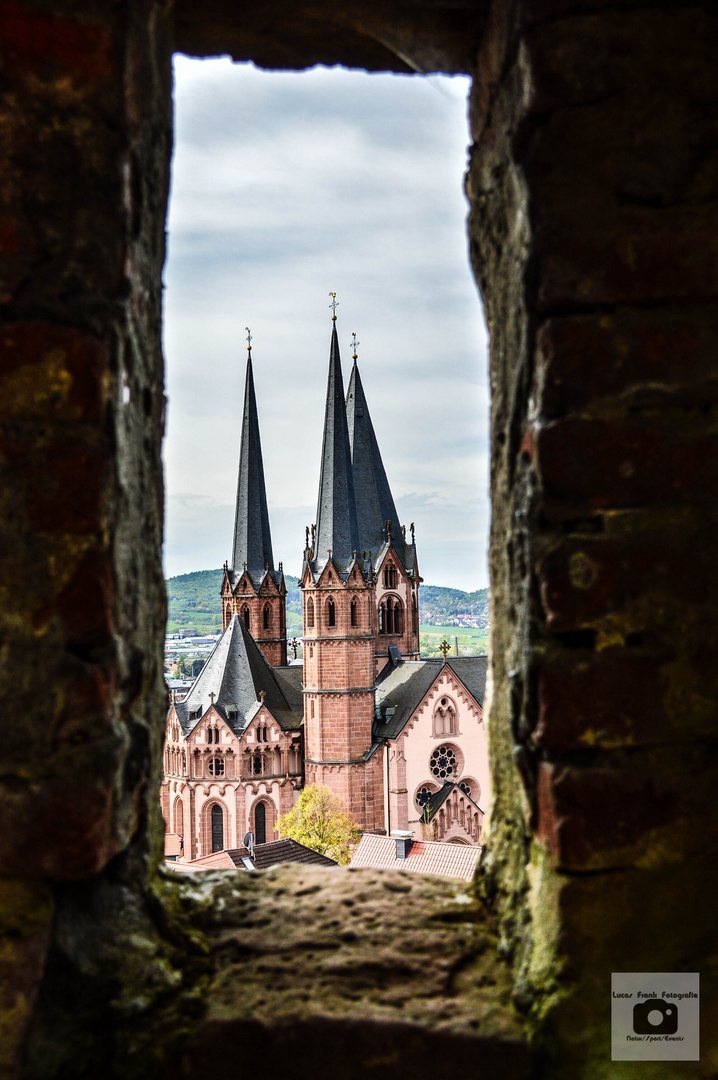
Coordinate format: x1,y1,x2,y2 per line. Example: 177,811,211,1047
313,323,361,570
231,351,274,583
346,354,401,555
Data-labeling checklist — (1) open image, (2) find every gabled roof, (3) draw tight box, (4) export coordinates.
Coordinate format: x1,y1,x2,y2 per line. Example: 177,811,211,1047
231,352,275,587
346,359,401,557
311,324,361,576
175,614,302,737
165,838,338,873
422,780,485,822
374,656,488,739
350,833,480,881
226,838,338,870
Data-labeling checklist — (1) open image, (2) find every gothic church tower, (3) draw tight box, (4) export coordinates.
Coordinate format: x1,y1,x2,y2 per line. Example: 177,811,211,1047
346,344,421,672
301,316,383,831
221,337,287,667
301,310,419,830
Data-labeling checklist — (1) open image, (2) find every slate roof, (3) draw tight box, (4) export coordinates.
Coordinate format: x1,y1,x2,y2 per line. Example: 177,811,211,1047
174,614,303,737
311,323,361,575
350,833,480,881
346,359,401,557
374,656,488,739
422,780,485,821
231,352,275,586
226,838,338,870
164,839,338,873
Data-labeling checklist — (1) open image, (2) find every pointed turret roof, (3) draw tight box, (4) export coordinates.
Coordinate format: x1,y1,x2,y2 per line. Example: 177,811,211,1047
346,357,401,556
176,614,302,736
231,352,274,586
312,324,361,572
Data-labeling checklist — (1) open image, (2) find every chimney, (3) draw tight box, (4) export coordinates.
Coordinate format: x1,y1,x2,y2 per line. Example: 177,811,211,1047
392,830,413,860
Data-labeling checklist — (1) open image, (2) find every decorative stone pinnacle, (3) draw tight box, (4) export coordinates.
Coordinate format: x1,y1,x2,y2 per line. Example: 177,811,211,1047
245,326,252,352
410,522,415,544
329,292,338,321
259,690,266,703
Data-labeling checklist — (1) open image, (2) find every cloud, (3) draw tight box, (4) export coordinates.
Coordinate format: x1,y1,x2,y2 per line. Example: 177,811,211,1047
164,58,490,590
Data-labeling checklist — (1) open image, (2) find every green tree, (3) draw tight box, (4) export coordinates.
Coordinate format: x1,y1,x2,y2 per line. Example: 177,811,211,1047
276,784,360,865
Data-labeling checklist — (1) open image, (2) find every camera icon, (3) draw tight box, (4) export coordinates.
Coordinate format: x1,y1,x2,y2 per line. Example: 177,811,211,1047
633,999,678,1035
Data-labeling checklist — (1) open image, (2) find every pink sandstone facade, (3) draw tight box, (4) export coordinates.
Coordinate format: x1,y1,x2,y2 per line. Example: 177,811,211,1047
160,319,491,857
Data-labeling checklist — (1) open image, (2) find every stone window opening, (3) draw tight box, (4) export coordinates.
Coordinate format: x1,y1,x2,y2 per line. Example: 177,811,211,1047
208,756,224,777
241,605,250,629
350,597,358,627
306,597,314,628
433,696,457,736
429,743,462,781
379,596,403,635
327,598,336,627
263,604,270,630
384,564,397,588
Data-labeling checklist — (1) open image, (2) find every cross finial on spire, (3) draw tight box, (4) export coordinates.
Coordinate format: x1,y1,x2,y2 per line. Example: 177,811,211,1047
209,691,215,705
329,292,338,321
245,327,252,352
351,332,359,361
439,638,451,660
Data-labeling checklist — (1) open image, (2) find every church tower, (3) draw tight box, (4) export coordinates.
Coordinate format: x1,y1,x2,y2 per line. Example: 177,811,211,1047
345,337,421,672
301,309,383,831
221,335,287,667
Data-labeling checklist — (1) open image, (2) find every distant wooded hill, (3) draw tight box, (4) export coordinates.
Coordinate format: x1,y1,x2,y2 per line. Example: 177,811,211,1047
166,569,489,635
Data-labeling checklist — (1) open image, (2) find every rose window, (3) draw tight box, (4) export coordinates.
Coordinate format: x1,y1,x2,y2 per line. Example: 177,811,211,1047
415,785,434,809
430,744,458,780
460,781,471,797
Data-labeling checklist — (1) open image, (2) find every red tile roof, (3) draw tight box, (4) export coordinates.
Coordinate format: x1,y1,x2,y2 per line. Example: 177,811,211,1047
165,851,236,873
349,834,480,881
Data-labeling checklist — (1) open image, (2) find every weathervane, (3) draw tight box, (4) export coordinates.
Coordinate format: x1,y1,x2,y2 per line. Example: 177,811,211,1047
329,292,338,321
245,327,252,352
351,332,359,361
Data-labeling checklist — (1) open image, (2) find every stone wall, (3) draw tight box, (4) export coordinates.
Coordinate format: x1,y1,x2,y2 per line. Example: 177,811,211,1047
0,0,716,1077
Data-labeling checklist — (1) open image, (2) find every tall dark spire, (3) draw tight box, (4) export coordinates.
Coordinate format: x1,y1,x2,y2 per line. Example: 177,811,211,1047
346,353,401,555
231,350,274,582
313,323,360,570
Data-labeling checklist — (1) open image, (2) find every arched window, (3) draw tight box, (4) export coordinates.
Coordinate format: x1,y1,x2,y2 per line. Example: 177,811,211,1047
208,756,224,777
211,804,224,853
393,600,403,635
173,796,184,837
379,603,386,634
384,564,397,588
263,604,270,630
327,599,335,627
241,605,250,629
433,696,457,736
306,598,314,628
255,801,266,845
350,597,358,627
412,594,419,634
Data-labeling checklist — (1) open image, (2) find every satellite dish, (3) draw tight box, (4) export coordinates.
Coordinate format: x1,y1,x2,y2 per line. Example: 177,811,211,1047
243,832,254,848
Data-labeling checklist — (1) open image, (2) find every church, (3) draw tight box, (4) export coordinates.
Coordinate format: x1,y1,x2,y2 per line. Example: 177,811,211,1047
161,308,491,860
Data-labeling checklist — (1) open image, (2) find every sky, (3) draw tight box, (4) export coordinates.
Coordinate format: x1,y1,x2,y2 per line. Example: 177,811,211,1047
163,56,490,591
